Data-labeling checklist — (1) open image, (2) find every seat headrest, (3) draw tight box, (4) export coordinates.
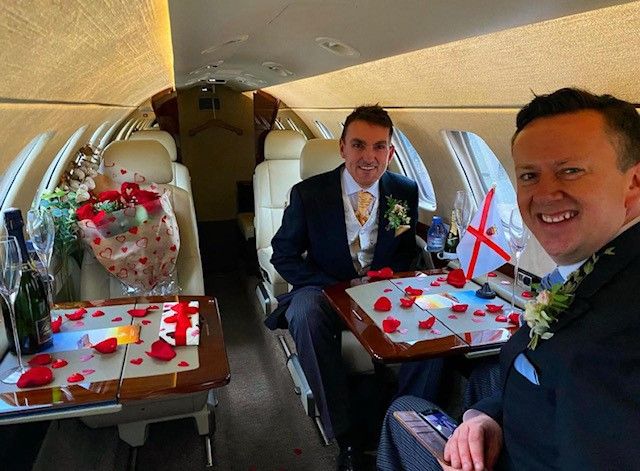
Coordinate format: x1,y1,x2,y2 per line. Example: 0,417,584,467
264,130,307,161
300,139,343,180
130,130,177,162
102,140,173,184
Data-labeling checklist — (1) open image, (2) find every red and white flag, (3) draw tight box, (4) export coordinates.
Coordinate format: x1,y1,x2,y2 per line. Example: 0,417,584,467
456,187,511,280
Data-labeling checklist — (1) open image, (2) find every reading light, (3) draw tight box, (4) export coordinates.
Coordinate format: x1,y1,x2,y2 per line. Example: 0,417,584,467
315,37,360,57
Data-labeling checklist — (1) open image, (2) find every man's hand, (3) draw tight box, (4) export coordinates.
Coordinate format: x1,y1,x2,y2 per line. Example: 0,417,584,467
440,411,503,471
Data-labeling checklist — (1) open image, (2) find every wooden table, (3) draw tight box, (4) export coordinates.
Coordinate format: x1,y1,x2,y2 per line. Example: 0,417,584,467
324,270,518,363
0,295,230,424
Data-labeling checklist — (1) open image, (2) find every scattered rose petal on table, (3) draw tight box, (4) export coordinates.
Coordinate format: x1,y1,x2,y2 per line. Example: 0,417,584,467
65,309,86,321
521,291,533,298
451,304,468,313
67,373,84,383
373,296,392,312
146,339,176,361
130,358,143,365
446,269,467,289
495,315,508,322
383,288,393,293
135,339,144,345
81,369,96,376
111,316,123,322
178,361,190,367
93,337,118,354
437,276,447,282
367,267,394,280
418,316,436,330
79,354,94,362
128,309,148,318
28,353,52,366
146,305,159,311
473,309,486,317
51,316,62,333
430,281,440,287
447,314,458,320
382,316,401,333
17,367,53,389
488,272,497,277
508,313,521,324
430,329,441,335
486,304,503,313
141,319,152,325
91,310,105,317
399,297,415,308
404,286,423,296
51,359,68,368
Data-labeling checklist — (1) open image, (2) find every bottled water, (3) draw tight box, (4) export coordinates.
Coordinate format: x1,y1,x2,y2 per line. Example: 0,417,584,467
426,216,447,253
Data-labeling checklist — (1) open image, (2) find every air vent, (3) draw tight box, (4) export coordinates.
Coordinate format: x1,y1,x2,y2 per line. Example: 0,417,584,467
315,37,360,57
262,61,293,77
201,35,249,55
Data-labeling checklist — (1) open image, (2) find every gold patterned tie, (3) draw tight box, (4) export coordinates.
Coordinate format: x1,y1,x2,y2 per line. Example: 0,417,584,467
356,191,373,225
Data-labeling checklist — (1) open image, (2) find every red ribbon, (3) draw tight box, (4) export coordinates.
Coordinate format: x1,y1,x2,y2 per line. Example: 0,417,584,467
169,302,197,346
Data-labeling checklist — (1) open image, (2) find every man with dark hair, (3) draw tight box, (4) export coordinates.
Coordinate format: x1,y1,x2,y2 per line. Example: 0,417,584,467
267,105,432,470
376,88,640,470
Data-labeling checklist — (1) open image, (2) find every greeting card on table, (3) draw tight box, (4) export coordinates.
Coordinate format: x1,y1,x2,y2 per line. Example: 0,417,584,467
159,301,200,346
44,325,140,353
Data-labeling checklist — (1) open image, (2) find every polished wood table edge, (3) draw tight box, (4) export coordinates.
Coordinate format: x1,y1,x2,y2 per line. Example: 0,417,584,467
324,270,515,363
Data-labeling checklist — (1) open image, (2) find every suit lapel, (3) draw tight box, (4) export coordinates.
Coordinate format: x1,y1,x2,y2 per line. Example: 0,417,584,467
372,172,395,266
320,165,358,278
551,222,640,333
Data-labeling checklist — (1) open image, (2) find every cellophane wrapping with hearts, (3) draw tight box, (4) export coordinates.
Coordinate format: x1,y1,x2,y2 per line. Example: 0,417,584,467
77,184,181,295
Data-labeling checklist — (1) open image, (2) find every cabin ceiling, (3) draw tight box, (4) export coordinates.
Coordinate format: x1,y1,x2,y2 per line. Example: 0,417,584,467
168,0,635,92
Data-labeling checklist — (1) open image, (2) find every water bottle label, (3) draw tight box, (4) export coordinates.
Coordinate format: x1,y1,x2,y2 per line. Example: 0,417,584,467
35,317,52,345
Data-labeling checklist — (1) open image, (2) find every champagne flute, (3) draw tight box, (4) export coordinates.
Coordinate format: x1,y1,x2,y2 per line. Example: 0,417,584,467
453,190,472,238
508,208,531,314
0,236,25,384
26,208,55,306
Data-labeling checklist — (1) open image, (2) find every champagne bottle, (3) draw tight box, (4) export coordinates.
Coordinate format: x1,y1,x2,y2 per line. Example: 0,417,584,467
2,208,52,354
444,210,460,254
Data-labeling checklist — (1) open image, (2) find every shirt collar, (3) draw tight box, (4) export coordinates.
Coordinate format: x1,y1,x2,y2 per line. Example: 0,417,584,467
341,167,380,199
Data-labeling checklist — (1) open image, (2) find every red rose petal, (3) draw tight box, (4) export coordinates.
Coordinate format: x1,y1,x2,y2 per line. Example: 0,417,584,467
93,337,118,354
65,308,86,321
145,339,176,361
367,267,394,279
448,314,458,319
451,304,468,313
446,268,467,289
51,315,62,333
67,373,85,383
146,305,159,311
373,296,392,312
508,313,521,324
521,291,534,298
488,272,497,277
17,367,54,389
486,304,504,313
382,316,401,333
135,339,144,344
128,308,148,318
178,361,190,367
473,309,486,317
294,448,303,456
437,276,447,282
430,281,440,287
28,353,53,366
383,288,393,293
495,315,508,322
141,319,152,325
130,358,143,365
51,358,68,368
91,310,105,317
81,369,96,375
418,316,436,330
399,297,415,308
404,286,423,296
111,316,123,322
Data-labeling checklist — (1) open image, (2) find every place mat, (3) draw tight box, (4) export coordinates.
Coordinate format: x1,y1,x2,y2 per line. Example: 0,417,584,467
345,280,456,345
122,302,199,378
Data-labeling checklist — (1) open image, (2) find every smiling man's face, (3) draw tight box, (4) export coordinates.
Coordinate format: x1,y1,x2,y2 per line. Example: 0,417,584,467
513,109,638,265
340,119,394,188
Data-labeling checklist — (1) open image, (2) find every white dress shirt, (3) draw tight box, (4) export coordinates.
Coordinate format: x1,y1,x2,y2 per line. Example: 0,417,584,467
341,168,380,274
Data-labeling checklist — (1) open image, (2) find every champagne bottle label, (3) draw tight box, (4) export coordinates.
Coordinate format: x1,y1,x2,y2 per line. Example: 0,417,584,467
36,316,53,345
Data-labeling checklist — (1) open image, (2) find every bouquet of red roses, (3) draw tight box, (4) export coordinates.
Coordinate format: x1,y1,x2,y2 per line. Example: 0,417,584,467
76,181,180,295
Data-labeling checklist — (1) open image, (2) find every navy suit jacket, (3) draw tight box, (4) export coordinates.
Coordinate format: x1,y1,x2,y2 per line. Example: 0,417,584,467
265,165,419,329
473,222,640,470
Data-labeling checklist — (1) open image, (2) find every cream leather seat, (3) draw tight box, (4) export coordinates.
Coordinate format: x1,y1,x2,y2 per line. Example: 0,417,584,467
80,140,204,300
129,129,192,194
253,130,306,312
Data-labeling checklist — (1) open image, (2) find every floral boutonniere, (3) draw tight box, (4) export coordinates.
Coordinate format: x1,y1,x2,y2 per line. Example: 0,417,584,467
384,196,411,236
524,246,615,350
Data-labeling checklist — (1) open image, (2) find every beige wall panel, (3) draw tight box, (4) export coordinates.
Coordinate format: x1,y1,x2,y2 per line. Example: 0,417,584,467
0,0,173,106
265,2,640,108
178,86,255,221
0,104,132,212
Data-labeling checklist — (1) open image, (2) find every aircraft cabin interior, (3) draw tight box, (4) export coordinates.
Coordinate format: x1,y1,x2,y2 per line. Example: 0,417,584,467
0,0,638,470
